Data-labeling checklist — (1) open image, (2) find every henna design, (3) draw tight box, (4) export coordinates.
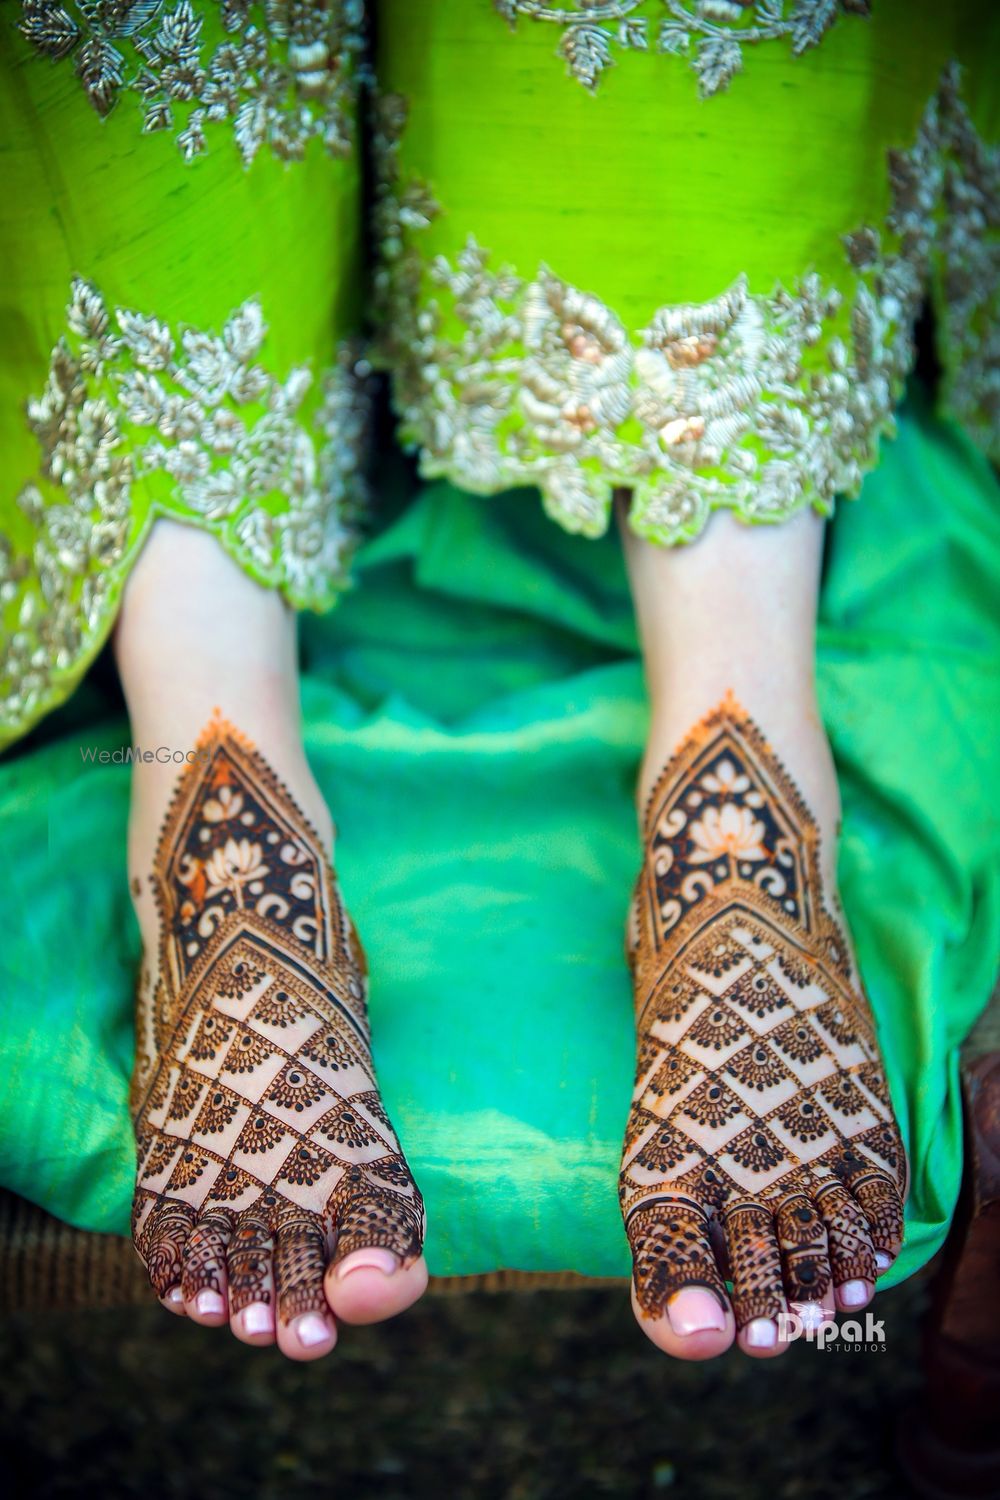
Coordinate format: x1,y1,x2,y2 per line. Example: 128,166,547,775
772,1194,832,1306
181,1214,231,1303
227,1213,273,1316
130,716,425,1320
620,697,906,1332
723,1201,787,1325
627,1200,729,1319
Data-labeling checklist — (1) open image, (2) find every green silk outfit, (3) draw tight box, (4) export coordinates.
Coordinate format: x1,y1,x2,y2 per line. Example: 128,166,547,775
0,2,998,1282
3,1,998,750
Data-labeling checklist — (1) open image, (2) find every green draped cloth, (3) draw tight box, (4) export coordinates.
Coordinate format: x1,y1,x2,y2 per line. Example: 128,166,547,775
0,382,997,1286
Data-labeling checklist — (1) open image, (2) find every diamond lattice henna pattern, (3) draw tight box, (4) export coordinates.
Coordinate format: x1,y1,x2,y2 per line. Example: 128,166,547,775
681,1077,746,1132
620,697,907,1332
130,716,426,1320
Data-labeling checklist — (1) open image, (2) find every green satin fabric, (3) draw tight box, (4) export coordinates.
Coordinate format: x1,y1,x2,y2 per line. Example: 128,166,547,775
0,382,996,1286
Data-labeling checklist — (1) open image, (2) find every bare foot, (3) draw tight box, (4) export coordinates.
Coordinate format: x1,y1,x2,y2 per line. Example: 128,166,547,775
130,715,427,1360
619,696,907,1361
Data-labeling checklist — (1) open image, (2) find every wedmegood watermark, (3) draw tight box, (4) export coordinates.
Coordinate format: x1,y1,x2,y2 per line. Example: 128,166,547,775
777,1310,887,1352
79,745,211,766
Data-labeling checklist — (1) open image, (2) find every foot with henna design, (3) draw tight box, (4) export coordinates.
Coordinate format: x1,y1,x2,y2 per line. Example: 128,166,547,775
615,500,908,1361
619,697,907,1360
115,521,427,1359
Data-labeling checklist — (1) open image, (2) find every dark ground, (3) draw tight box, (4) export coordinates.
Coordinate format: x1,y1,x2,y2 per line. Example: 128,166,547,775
1,1277,926,1500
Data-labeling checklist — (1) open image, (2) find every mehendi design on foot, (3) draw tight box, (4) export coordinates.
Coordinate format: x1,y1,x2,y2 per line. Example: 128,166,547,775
131,716,426,1333
620,697,907,1339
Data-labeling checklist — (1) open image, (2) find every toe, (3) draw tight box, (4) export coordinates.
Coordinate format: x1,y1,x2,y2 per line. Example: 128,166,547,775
273,1212,337,1361
182,1213,231,1326
144,1200,196,1307
325,1188,427,1326
625,1200,735,1360
814,1175,878,1302
723,1201,790,1360
227,1210,277,1346
774,1192,835,1318
160,1286,188,1317
840,1153,905,1263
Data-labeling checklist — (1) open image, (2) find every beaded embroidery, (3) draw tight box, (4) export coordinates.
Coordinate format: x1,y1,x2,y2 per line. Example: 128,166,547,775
0,279,370,741
372,65,997,546
494,1,869,96
16,0,366,163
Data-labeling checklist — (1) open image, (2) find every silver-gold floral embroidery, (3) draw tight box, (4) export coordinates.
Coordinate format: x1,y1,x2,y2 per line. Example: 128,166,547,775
0,280,371,741
371,64,996,545
932,69,1000,459
494,1,870,96
16,0,366,163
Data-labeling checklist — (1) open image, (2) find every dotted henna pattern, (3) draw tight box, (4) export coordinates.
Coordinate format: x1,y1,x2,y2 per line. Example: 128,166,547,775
620,697,906,1330
131,716,425,1322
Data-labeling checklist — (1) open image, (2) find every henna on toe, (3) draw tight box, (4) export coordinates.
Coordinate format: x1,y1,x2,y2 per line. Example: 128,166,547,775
129,716,427,1356
619,697,908,1359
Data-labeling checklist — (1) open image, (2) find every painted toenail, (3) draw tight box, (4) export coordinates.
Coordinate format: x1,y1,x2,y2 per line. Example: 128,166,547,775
840,1280,869,1308
745,1319,777,1350
166,1287,183,1305
240,1303,273,1337
196,1290,225,1317
666,1289,726,1336
335,1248,399,1279
874,1251,893,1272
295,1314,332,1348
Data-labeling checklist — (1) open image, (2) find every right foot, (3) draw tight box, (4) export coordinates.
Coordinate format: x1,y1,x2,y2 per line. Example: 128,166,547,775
619,697,907,1361
129,715,427,1360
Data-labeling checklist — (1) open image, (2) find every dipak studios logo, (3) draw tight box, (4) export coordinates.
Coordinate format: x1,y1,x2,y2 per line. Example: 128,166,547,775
779,1310,887,1352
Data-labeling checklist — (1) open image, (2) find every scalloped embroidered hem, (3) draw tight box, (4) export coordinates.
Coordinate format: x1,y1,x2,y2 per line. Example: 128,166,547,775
0,281,371,751
370,63,998,549
407,436,839,548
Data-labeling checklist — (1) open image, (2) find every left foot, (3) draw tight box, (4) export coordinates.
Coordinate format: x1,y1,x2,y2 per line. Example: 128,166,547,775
130,716,428,1358
619,696,907,1360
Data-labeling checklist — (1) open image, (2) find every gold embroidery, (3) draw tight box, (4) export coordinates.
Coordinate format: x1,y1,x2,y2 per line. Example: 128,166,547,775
16,0,365,163
932,70,1000,460
0,279,371,744
371,65,997,546
494,1,869,96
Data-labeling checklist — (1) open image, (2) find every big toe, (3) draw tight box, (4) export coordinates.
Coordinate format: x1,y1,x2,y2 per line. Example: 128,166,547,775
326,1247,429,1324
325,1189,428,1325
627,1201,734,1360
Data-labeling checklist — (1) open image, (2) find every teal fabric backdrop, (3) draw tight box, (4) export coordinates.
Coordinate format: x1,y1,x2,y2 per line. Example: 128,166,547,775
0,381,997,1287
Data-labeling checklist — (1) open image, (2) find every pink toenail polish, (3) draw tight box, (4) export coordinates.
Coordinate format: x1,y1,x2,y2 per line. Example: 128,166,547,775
840,1280,869,1308
166,1287,184,1306
874,1251,893,1273
666,1289,727,1337
241,1304,273,1337
196,1290,225,1317
295,1314,332,1348
745,1319,777,1350
335,1248,399,1280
